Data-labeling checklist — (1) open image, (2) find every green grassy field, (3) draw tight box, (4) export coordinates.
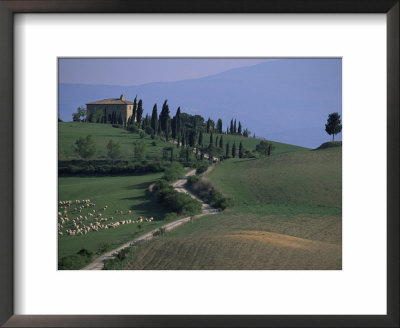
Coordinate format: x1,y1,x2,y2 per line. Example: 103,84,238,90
58,173,167,264
122,147,342,270
58,122,172,161
58,121,341,270
207,147,342,215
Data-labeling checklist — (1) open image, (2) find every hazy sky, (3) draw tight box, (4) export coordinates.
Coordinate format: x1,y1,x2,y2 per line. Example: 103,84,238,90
58,58,272,86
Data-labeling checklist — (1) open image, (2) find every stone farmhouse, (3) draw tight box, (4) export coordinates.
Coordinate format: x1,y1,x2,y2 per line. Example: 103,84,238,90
86,95,136,125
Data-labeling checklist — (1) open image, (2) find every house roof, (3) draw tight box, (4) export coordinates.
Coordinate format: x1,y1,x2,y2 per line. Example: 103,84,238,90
86,95,133,105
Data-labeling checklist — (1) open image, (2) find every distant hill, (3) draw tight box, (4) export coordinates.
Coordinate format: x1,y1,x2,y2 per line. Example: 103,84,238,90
59,59,342,148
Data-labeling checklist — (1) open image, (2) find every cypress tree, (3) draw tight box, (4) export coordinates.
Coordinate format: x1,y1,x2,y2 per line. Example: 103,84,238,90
188,130,196,147
165,118,171,141
199,130,203,146
234,119,237,134
136,99,144,123
118,112,123,125
171,116,177,140
225,142,230,157
217,118,223,134
219,135,223,149
239,141,243,158
215,135,218,147
176,107,182,137
232,142,236,158
209,132,213,146
157,121,161,135
206,117,211,133
132,96,137,122
160,100,170,134
151,104,158,132
181,130,185,147
238,121,242,135
230,119,233,134
185,147,190,162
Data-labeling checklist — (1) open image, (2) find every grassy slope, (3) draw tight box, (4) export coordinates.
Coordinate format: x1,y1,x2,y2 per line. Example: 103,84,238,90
124,147,342,270
59,122,306,161
207,147,341,215
58,173,166,260
58,122,172,160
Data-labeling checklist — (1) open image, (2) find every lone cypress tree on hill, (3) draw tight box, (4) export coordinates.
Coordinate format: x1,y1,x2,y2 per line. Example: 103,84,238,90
325,112,342,142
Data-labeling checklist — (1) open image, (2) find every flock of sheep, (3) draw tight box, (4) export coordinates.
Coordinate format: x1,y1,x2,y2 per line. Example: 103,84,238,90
58,199,154,237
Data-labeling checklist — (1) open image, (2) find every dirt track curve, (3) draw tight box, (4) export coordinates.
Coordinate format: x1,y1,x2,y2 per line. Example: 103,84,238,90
82,169,217,270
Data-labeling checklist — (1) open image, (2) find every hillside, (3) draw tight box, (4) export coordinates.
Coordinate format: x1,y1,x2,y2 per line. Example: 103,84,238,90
58,122,306,161
121,147,342,270
59,59,342,148
58,122,172,161
203,133,308,155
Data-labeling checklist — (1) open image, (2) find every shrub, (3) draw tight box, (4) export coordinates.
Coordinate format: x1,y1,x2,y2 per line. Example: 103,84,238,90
186,177,233,211
152,179,202,215
103,247,135,270
77,248,93,259
163,162,184,182
164,212,178,221
126,125,139,133
152,227,166,237
116,248,130,260
58,255,88,270
58,249,93,270
97,242,110,254
112,124,122,129
145,126,154,135
187,175,201,186
196,163,208,175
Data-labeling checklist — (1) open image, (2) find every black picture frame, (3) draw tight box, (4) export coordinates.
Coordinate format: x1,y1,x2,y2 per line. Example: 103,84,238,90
0,1,398,327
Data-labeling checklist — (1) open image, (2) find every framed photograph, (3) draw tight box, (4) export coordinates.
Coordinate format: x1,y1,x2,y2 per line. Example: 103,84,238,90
0,0,398,327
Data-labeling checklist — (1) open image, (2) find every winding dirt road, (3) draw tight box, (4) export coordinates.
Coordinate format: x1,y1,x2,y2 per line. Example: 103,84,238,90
82,169,217,270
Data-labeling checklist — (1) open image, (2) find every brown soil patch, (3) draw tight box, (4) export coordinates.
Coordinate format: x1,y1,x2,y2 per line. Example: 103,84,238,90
227,230,338,251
